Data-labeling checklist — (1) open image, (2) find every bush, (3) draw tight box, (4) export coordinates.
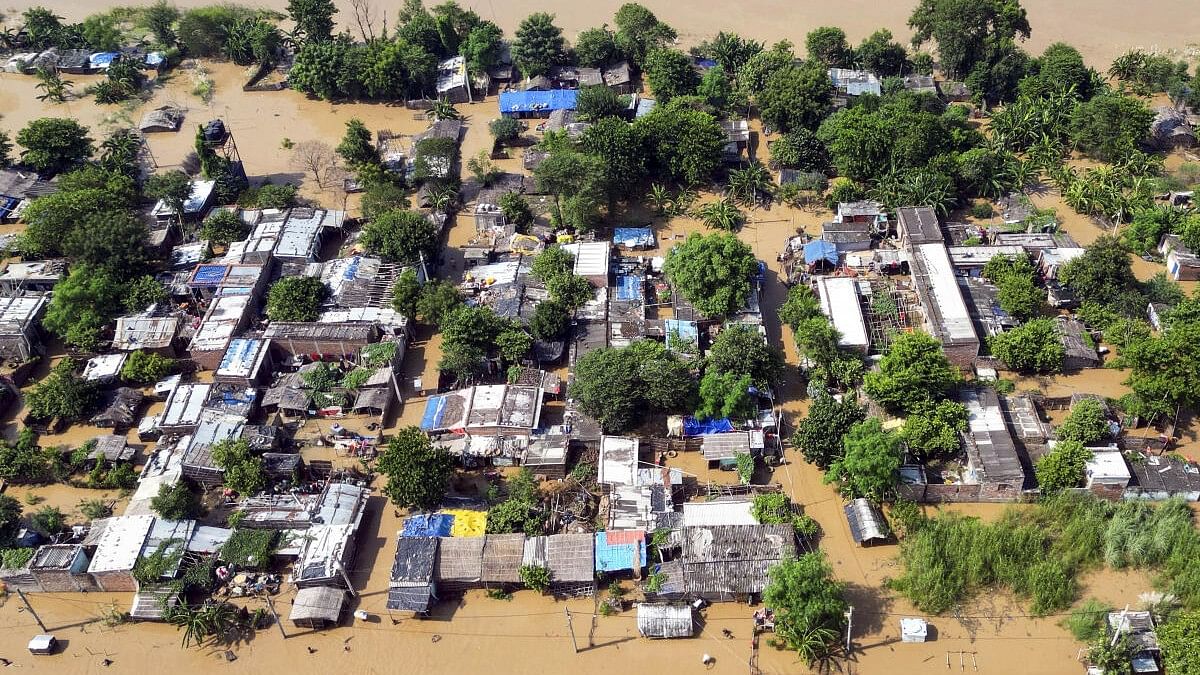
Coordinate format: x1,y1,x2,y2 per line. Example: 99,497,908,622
121,350,175,383
970,202,994,219
219,528,277,569
31,506,65,535
489,117,521,144
1062,598,1112,642
200,210,250,246
519,564,551,593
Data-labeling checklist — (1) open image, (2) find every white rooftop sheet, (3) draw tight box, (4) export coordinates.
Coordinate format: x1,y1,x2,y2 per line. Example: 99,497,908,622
816,276,869,349
216,338,268,378
562,241,611,278
681,500,756,527
914,243,976,340
88,515,154,573
598,435,639,487
161,383,212,428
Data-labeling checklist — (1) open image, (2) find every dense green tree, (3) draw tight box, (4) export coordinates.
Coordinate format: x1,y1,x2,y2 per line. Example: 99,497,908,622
763,553,848,664
758,64,833,133
1058,235,1138,306
200,210,250,247
0,494,22,541
982,254,1044,320
63,210,148,277
1035,440,1091,495
151,480,202,520
20,168,136,258
391,268,421,319
123,276,168,313
571,342,695,433
1025,42,1095,99
489,117,522,145
696,370,755,421
25,360,98,421
529,299,569,340
360,209,438,263
512,12,566,78
1057,398,1109,445
574,27,621,67
792,392,865,469
804,26,852,67
864,331,962,413
145,170,193,227
287,0,336,42
486,497,545,535
964,39,1031,105
463,21,504,74
700,31,763,75
496,323,532,363
902,400,968,460
1122,205,1190,255
16,118,93,174
644,48,698,102
613,3,676,68
210,439,266,495
360,37,437,99
177,5,259,57
697,65,737,111
634,104,725,185
988,318,1065,373
575,85,626,122
768,129,830,172
266,276,327,322
0,131,11,168
858,29,908,76
336,118,377,166
289,38,357,99
80,15,122,51
378,427,454,509
738,40,794,92
43,265,124,350
121,350,175,384
706,324,784,385
663,232,758,318
825,418,902,502
1069,93,1154,162
1121,320,1200,420
224,18,283,66
908,0,1031,79
695,197,743,231
415,280,461,328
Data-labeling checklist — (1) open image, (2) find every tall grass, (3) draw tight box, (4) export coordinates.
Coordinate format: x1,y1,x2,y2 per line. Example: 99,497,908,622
892,494,1200,615
1061,598,1112,641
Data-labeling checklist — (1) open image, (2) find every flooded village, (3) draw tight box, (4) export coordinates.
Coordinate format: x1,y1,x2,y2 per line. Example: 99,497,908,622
0,1,1199,674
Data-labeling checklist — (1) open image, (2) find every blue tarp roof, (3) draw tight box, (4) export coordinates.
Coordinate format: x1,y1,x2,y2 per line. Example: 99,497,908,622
420,395,448,431
499,89,578,114
594,531,647,572
804,240,839,267
192,264,228,285
613,227,655,249
683,417,734,436
402,513,454,538
755,260,767,281
615,275,643,301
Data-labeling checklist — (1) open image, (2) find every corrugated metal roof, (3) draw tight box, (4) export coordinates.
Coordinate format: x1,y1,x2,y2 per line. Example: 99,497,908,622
88,515,155,573
598,435,639,487
844,498,889,544
637,603,694,638
681,500,756,527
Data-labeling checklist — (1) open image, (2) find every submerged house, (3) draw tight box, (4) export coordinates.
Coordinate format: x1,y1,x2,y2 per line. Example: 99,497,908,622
498,90,578,119
1150,106,1196,151
86,515,155,592
0,292,49,361
1159,234,1200,281
435,55,471,103
0,260,66,294
388,536,438,615
667,524,796,601
1056,317,1101,369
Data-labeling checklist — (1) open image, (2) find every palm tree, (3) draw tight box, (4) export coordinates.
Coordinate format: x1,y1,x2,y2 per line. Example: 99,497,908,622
1007,160,1040,194
427,184,458,212
1108,51,1145,82
727,162,774,207
34,68,71,103
695,197,744,231
647,183,670,215
429,98,461,122
100,129,142,174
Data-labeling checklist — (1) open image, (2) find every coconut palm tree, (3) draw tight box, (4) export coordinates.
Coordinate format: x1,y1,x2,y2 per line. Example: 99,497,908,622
429,98,461,122
427,183,459,213
695,197,744,231
727,161,774,207
99,128,143,175
1108,51,1146,82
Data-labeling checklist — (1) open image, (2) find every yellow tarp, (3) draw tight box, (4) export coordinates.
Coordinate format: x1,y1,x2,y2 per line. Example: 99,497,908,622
444,509,487,537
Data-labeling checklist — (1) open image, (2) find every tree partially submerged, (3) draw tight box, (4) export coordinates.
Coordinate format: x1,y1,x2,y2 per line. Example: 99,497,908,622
378,427,454,510
663,232,757,318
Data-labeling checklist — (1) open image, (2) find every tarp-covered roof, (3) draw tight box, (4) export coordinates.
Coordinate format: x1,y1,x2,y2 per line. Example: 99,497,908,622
613,227,655,249
805,239,839,267
499,89,578,114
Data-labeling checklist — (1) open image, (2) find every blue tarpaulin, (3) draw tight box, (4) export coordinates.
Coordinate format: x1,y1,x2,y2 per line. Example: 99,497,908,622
683,417,734,436
613,227,655,249
664,319,698,351
615,275,643,301
499,90,578,115
594,531,647,572
89,52,118,68
755,260,767,281
402,513,454,537
145,52,165,67
420,395,448,431
804,240,839,267
192,264,228,285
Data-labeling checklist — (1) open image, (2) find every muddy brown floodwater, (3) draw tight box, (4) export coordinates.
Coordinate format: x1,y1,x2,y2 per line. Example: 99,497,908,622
0,6,1198,673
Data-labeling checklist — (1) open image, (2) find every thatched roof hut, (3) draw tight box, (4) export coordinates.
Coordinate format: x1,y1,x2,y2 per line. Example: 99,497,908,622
91,388,144,429
290,585,348,628
481,534,525,584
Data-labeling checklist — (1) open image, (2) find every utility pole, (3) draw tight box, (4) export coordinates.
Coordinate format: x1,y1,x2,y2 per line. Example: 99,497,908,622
17,589,47,632
844,605,854,654
564,607,579,653
265,596,287,640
